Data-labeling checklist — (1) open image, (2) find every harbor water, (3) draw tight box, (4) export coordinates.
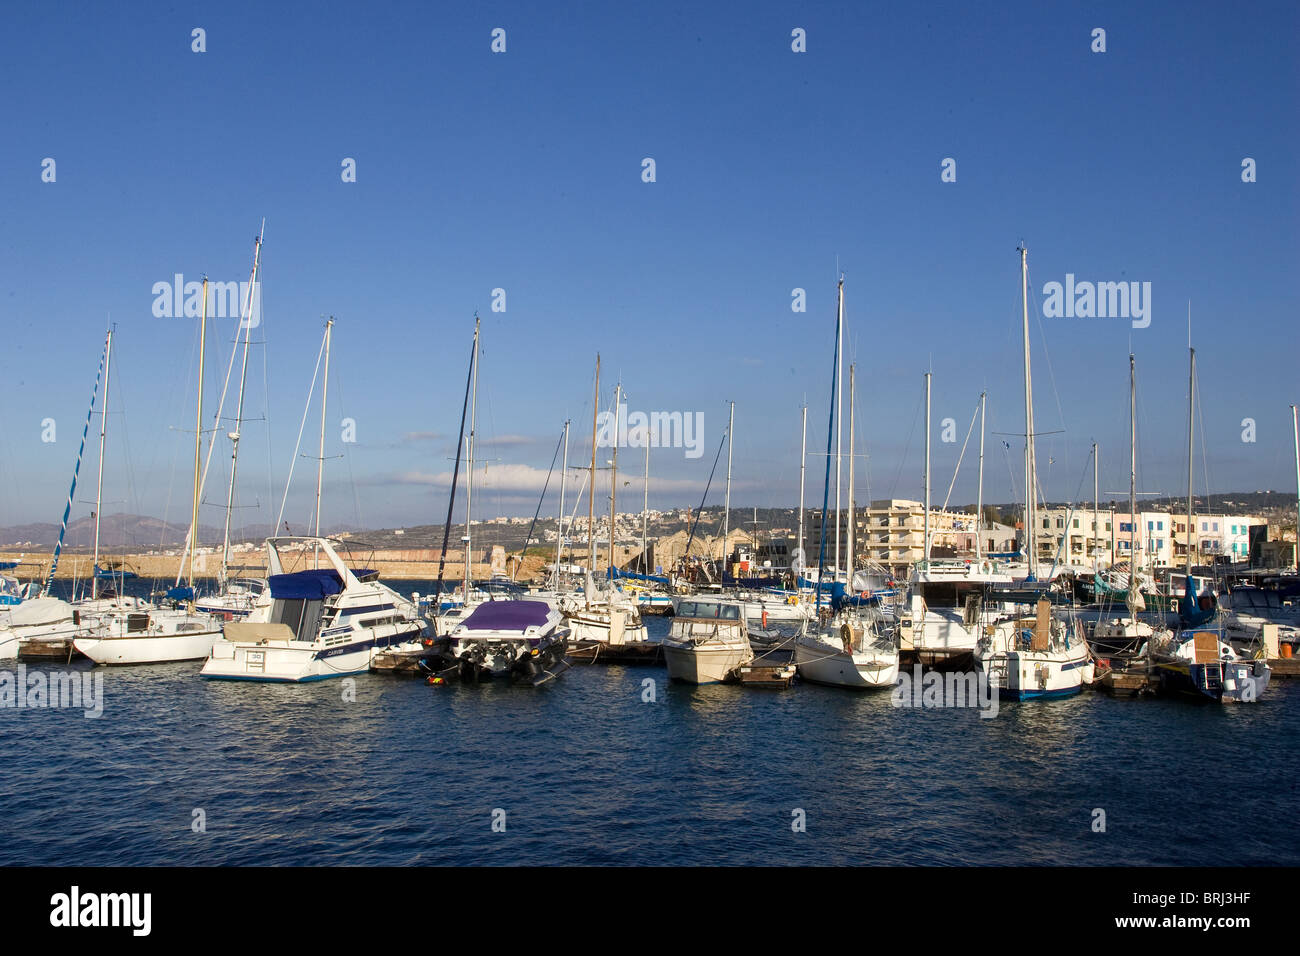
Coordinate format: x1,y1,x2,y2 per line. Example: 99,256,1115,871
2,581,1296,866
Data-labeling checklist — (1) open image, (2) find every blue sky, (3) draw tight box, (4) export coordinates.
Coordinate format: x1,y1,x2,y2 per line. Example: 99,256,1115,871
1,0,1296,541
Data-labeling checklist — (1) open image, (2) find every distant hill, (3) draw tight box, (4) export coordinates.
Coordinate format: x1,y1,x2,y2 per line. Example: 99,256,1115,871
0,513,361,550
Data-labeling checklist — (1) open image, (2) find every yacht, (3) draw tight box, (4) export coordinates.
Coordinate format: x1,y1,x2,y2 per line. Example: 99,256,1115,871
795,602,899,689
662,598,754,684
975,596,1094,699
445,599,570,685
200,537,426,682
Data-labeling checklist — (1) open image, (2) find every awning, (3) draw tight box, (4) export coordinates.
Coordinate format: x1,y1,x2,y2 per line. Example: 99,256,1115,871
268,569,344,600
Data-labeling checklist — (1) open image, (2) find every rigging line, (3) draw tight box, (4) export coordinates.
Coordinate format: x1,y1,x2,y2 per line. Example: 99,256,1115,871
274,327,328,534
433,326,476,601
1027,264,1071,485
940,396,981,513
684,430,728,560
513,427,565,582
888,389,922,500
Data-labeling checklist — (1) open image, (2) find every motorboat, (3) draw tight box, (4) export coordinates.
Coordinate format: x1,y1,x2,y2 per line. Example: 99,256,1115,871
662,598,753,684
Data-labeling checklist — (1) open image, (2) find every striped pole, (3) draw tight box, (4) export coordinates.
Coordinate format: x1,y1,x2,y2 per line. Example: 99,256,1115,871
45,332,109,594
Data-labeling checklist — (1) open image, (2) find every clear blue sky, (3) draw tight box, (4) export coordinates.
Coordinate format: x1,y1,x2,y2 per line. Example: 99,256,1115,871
1,0,1296,541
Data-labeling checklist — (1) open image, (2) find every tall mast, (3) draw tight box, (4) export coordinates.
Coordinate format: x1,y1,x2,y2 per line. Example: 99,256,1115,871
220,224,264,588
923,371,931,564
1292,404,1299,573
1019,245,1037,579
464,316,479,594
642,423,650,573
797,404,807,574
188,277,210,597
588,355,599,594
976,391,986,564
834,278,844,577
847,364,856,583
1127,354,1142,613
609,383,621,583
314,317,333,545
91,326,113,600
556,419,569,589
1186,346,1196,576
1091,440,1099,574
723,400,734,573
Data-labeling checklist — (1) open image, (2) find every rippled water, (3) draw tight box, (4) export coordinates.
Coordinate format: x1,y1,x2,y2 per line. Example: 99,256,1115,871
3,594,1297,865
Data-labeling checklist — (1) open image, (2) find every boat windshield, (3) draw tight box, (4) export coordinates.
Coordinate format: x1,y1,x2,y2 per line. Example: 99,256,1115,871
677,601,740,620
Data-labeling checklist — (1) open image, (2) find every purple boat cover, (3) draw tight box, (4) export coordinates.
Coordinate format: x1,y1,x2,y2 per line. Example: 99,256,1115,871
460,600,552,631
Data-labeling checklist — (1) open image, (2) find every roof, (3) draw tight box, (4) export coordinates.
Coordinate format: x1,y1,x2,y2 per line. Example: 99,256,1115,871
459,599,552,631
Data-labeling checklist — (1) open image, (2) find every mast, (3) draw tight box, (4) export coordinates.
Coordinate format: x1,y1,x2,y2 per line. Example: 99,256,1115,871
220,224,264,588
797,404,807,573
814,279,841,611
1127,355,1143,613
1091,440,1099,574
923,371,931,564
188,277,210,599
464,316,479,594
641,424,650,573
723,400,734,575
1186,346,1196,576
847,364,856,584
556,419,569,589
834,278,844,578
587,355,599,601
46,334,109,595
91,326,113,601
609,383,621,583
1292,404,1299,573
1019,245,1037,579
976,391,986,564
314,317,333,546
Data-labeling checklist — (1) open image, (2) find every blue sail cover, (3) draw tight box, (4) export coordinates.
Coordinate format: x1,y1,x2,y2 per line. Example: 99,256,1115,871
0,561,17,570
269,569,344,600
607,567,671,586
94,565,137,579
166,586,195,601
460,600,552,631
1180,575,1215,627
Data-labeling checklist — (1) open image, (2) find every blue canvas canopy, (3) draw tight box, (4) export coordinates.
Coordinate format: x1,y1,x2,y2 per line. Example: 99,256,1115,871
269,569,345,600
460,600,552,631
166,586,195,601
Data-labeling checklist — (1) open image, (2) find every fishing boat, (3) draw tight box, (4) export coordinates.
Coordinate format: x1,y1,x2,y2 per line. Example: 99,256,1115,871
973,245,1093,699
662,597,753,684
201,536,426,682
445,599,570,685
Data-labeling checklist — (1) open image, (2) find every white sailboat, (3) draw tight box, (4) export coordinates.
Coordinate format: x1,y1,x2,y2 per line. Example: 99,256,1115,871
973,246,1093,699
794,309,899,690
75,285,223,665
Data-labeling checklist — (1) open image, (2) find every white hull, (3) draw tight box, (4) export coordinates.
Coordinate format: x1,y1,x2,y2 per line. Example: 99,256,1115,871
662,641,751,684
202,633,380,682
795,634,899,689
74,629,221,665
975,643,1092,699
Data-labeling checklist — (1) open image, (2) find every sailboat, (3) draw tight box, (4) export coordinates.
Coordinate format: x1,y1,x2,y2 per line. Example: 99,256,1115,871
794,284,899,689
1145,345,1270,703
74,285,224,665
564,373,655,662
973,246,1093,699
196,224,271,620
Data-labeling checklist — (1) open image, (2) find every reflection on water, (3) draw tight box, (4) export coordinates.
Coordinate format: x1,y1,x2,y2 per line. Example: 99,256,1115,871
0,593,1295,865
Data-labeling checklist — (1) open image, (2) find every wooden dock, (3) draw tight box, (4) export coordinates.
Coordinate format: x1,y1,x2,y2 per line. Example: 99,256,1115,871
1268,656,1300,678
736,662,797,688
17,637,82,662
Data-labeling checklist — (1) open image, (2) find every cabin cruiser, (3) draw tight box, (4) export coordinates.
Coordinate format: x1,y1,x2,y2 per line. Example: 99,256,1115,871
445,599,570,685
900,559,1020,665
0,574,80,660
1223,584,1300,654
670,588,812,628
201,537,426,682
662,598,754,684
974,597,1095,700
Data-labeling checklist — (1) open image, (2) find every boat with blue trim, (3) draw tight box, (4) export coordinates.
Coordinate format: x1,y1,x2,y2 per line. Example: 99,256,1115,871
200,536,427,682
